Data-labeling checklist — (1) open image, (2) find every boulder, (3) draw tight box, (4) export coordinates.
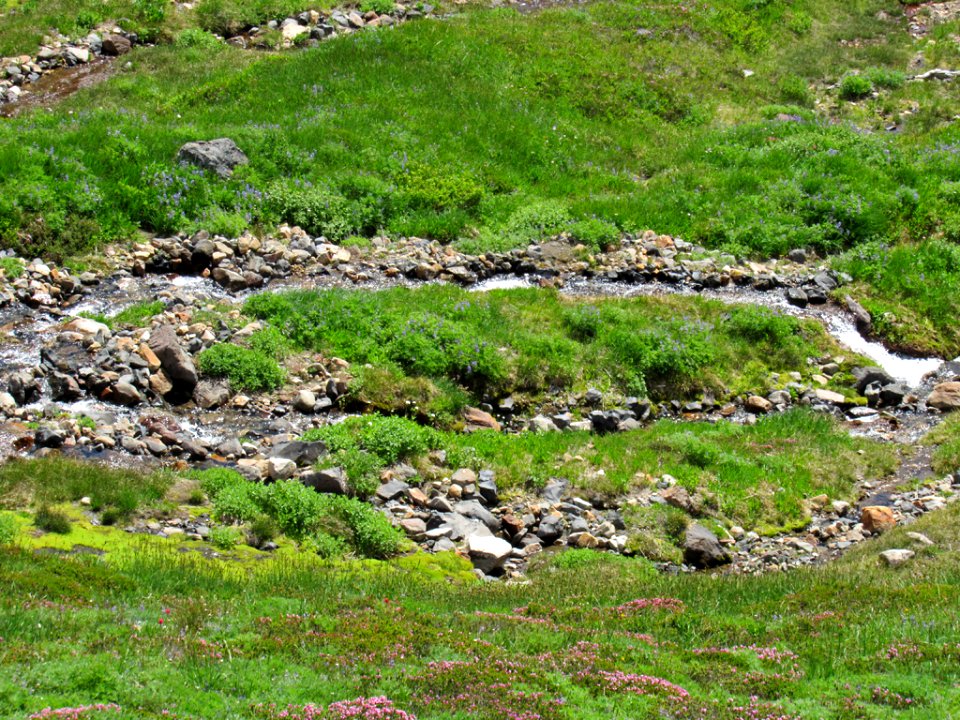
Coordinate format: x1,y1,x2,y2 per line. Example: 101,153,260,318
176,138,248,179
193,380,230,409
454,500,500,532
267,457,297,480
463,406,501,432
467,534,512,574
852,366,895,395
860,505,896,533
293,389,316,413
879,549,915,567
301,467,350,495
63,316,110,340
101,34,132,56
147,325,198,388
683,523,731,568
814,388,846,405
745,395,772,414
376,479,409,502
928,382,960,411
110,381,143,406
271,440,326,465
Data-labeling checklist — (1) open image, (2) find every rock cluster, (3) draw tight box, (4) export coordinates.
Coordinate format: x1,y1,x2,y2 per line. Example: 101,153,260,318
224,4,436,49
1,29,136,105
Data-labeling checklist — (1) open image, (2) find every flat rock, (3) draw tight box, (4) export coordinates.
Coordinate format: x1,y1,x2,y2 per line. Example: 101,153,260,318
467,534,512,574
879,548,915,567
928,382,960,411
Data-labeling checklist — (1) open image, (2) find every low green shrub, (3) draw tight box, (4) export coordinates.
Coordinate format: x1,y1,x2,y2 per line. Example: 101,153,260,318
246,515,279,548
0,257,24,278
0,514,16,545
197,343,285,391
34,506,71,534
175,28,223,49
209,526,242,549
839,74,873,100
568,217,619,252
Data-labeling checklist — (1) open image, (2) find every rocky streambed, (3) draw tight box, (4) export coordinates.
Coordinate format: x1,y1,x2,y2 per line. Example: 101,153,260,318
1,229,958,578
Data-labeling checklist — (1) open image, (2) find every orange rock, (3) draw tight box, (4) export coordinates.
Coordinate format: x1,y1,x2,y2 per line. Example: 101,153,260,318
463,406,501,432
860,505,896,533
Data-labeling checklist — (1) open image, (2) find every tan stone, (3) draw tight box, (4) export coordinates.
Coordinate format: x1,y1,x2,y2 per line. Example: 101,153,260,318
860,505,896,533
928,382,960,411
745,395,772,414
463,406,501,432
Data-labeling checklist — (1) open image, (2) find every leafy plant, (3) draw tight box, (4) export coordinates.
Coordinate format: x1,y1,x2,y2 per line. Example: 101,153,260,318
197,343,285,392
34,506,71,534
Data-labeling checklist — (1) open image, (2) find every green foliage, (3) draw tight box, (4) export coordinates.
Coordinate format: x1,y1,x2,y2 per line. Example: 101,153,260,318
305,415,437,494
568,217,620,252
0,257,24,278
193,467,247,501
865,67,906,90
34,505,71,534
212,481,265,524
839,74,873,100
360,0,395,15
0,457,170,517
249,326,289,360
197,343,285,391
246,514,279,547
175,28,223,49
723,305,799,344
209,525,242,549
359,415,438,465
0,513,17,545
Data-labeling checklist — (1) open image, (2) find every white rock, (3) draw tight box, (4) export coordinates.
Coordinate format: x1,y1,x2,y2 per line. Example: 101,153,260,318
467,534,512,574
879,548,915,567
905,531,934,546
63,316,111,340
267,456,297,480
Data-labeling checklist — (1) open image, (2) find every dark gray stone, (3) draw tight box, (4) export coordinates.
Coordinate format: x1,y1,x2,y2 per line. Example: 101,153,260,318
147,325,198,388
683,523,731,568
176,138,248,179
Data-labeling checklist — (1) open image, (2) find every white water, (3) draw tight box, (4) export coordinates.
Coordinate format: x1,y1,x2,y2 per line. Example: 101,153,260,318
824,315,942,388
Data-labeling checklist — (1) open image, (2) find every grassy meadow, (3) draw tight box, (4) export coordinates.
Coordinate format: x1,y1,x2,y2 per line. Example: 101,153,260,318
1,0,960,351
0,499,957,719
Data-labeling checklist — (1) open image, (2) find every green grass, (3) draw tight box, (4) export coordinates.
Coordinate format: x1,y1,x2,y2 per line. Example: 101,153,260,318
921,413,960,476
80,300,165,330
196,342,285,391
245,285,862,416
0,499,956,718
0,0,959,354
0,456,173,519
445,409,896,532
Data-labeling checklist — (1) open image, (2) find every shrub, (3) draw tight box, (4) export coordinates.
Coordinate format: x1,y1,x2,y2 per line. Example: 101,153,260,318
562,304,601,341
723,306,799,343
865,67,906,90
361,0,396,14
175,28,223,49
568,217,619,252
246,515,279,548
0,257,24,278
358,415,438,465
35,506,71,534
330,496,403,558
262,480,325,540
839,75,873,100
249,326,289,360
193,467,247,500
307,531,348,559
197,343,285,391
777,75,813,107
212,481,265,523
0,514,16,545
209,526,242,549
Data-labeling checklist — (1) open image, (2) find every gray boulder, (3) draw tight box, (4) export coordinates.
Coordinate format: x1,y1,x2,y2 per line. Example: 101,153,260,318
301,467,350,495
148,325,198,388
176,138,248,179
467,534,512,574
683,523,731,568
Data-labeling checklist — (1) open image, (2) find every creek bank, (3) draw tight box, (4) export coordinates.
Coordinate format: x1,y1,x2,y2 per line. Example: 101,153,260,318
1,230,957,577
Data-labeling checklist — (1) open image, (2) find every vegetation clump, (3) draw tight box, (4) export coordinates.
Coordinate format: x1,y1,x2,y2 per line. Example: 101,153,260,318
197,342,285,391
